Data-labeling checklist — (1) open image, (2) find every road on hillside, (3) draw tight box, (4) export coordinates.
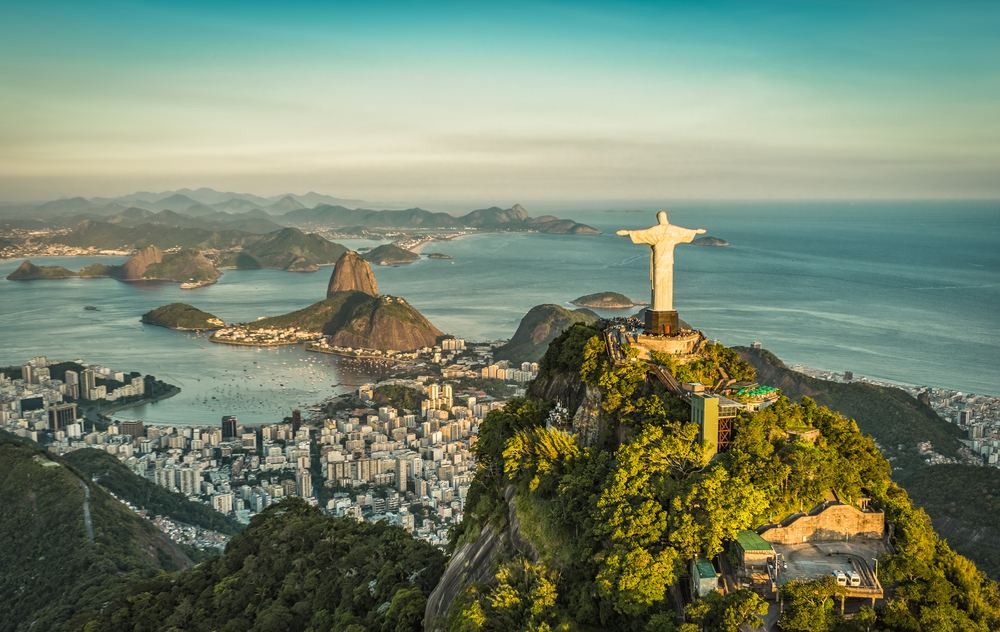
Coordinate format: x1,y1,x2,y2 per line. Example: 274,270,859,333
73,474,95,544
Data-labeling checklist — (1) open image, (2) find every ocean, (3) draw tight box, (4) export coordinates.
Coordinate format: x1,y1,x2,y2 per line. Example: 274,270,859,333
0,201,997,426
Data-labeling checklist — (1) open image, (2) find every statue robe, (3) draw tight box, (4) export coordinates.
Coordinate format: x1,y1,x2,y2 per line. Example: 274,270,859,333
625,224,700,312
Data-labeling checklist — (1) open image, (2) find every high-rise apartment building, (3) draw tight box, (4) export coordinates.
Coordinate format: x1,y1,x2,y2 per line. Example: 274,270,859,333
48,403,77,430
395,458,409,492
81,370,97,400
222,415,238,439
64,370,79,398
213,492,234,514
119,419,145,438
178,468,199,495
296,470,312,498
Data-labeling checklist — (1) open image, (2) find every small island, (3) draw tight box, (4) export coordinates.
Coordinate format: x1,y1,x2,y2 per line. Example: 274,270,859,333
364,244,419,266
426,253,453,259
691,235,729,247
141,303,226,331
571,291,644,309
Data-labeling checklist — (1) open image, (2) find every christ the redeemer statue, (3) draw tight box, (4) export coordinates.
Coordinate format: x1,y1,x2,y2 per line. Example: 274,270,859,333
618,211,705,334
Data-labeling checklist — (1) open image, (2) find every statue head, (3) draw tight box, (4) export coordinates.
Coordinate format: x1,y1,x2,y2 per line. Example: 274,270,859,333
657,211,668,225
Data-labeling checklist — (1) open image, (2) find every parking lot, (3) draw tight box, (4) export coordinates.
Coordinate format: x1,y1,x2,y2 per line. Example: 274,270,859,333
772,540,887,589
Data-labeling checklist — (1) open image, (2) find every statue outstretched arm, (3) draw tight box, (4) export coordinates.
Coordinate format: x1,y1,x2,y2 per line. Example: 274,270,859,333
618,227,657,245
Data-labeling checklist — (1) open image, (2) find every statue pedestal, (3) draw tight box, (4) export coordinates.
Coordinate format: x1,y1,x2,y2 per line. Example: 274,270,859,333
645,310,679,335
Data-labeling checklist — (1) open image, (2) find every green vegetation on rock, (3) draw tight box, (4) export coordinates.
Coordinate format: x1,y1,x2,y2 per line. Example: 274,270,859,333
6,248,220,284
62,448,243,535
365,243,419,265
691,235,729,247
571,291,638,308
250,291,443,351
77,498,446,632
141,303,225,330
372,383,425,411
218,227,347,271
442,325,1000,632
5,259,78,280
0,435,190,632
898,464,1000,580
493,303,600,365
141,248,219,282
652,343,757,386
250,291,370,332
49,221,346,273
736,346,964,466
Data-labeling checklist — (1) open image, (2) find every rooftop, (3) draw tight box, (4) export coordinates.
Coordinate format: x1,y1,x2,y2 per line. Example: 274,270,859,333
736,529,774,552
736,385,781,399
694,558,717,579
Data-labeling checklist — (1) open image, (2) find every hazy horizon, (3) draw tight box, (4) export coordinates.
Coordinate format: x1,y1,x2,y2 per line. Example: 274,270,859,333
3,1,998,204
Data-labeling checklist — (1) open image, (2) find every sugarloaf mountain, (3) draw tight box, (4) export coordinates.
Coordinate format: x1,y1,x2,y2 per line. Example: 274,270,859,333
250,250,441,351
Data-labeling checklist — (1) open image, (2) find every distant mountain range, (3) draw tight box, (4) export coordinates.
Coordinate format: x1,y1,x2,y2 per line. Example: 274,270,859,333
0,189,600,235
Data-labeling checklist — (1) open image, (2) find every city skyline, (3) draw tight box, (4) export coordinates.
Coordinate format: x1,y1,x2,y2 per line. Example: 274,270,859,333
3,1,999,204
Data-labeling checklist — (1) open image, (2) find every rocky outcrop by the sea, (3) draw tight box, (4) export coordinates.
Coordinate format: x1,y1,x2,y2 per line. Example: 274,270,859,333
250,291,443,352
324,295,442,351
493,304,600,364
117,245,163,280
6,260,76,280
691,235,729,247
327,250,378,297
571,291,639,309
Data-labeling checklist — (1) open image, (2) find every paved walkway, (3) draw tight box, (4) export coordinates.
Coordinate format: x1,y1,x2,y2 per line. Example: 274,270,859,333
72,474,95,544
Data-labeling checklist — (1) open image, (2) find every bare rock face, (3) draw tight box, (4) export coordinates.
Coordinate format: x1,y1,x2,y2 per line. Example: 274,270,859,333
117,245,163,280
423,484,538,630
327,251,377,298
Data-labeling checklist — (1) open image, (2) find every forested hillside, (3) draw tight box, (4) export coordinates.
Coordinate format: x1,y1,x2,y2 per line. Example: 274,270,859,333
440,323,1000,632
77,498,446,632
63,448,243,535
0,436,190,632
735,346,1000,579
736,346,964,465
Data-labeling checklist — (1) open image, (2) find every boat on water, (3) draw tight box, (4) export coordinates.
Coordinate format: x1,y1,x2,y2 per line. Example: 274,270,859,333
84,305,97,310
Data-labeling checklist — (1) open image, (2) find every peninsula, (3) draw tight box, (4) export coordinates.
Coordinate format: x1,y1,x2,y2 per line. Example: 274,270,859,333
214,254,443,352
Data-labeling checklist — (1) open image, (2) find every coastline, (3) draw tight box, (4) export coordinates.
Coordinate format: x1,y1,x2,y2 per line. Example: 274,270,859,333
787,363,997,399
571,301,641,309
97,386,181,418
406,232,474,254
304,344,400,364
209,336,304,347
142,320,223,332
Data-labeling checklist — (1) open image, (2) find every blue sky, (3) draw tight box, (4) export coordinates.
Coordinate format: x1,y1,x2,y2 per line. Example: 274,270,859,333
1,1,998,205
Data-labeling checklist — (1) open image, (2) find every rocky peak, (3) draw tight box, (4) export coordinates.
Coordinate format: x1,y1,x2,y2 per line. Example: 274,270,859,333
117,245,163,280
327,251,378,298
6,260,41,279
509,203,530,220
